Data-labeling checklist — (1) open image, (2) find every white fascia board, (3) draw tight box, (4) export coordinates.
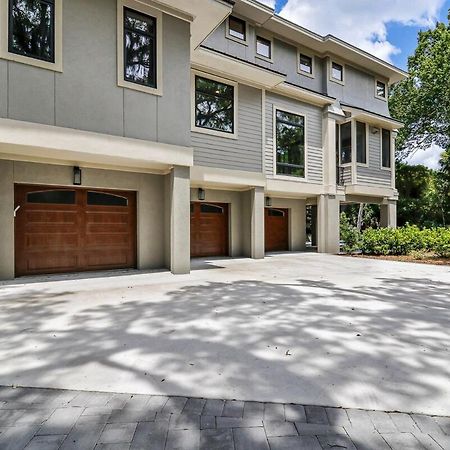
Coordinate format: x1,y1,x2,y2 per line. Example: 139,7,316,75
347,110,404,130
0,119,193,171
273,83,335,107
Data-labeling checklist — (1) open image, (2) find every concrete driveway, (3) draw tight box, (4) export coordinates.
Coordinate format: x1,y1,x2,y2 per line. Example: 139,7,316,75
1,253,449,416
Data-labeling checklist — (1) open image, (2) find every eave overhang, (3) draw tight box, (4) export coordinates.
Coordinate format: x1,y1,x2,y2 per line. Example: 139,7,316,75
342,106,404,130
273,82,335,107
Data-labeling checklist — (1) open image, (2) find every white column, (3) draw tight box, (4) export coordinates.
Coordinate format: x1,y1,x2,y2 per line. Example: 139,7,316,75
0,160,14,280
250,187,265,259
165,165,191,274
317,194,341,254
380,200,397,228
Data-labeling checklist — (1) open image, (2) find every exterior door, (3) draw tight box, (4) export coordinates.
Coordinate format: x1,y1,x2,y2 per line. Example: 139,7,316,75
190,202,229,258
14,185,137,276
265,208,289,252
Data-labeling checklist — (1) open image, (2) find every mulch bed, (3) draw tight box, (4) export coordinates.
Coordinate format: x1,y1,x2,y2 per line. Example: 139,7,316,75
342,254,450,266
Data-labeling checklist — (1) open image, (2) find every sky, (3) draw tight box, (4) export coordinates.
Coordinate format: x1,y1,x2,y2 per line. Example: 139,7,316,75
260,0,450,169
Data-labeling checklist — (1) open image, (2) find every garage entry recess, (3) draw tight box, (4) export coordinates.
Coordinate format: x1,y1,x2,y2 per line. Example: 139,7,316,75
190,202,229,258
14,184,137,277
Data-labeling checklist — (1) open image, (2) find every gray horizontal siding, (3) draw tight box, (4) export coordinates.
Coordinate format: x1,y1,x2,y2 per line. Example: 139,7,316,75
192,84,262,173
357,130,391,186
265,92,323,183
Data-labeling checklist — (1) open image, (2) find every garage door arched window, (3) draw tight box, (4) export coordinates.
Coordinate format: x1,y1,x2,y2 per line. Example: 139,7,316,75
8,0,55,63
27,190,75,204
268,209,286,217
87,191,128,207
200,203,224,214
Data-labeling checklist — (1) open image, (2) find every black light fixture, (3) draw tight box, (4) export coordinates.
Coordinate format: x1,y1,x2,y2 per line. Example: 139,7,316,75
265,197,272,207
198,188,205,201
73,166,82,185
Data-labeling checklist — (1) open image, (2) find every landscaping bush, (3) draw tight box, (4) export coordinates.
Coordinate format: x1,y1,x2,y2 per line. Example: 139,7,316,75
340,213,362,253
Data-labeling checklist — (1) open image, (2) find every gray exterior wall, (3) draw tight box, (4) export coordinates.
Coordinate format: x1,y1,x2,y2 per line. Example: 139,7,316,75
265,92,323,184
0,0,191,148
204,19,391,117
192,84,263,172
356,129,392,186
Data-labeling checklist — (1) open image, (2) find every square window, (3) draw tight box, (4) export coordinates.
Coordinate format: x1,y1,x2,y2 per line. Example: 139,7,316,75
299,54,313,75
256,36,271,59
195,76,235,134
332,62,344,82
8,0,55,63
124,8,157,88
376,80,387,98
228,16,246,41
276,110,305,178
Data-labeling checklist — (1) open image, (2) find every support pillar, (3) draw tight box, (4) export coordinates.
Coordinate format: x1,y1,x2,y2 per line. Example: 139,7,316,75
165,165,191,274
380,200,397,228
317,194,341,254
243,187,265,259
0,160,14,280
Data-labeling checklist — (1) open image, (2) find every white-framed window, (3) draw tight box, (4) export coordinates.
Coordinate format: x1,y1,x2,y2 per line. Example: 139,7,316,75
256,35,272,61
336,120,369,166
356,121,368,165
338,121,352,165
0,0,63,72
381,128,392,169
375,79,388,100
117,0,163,96
298,51,314,78
274,108,307,179
226,15,248,45
191,70,238,139
330,60,345,85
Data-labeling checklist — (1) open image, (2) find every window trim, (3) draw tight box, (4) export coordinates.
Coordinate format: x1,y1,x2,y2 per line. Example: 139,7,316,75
380,128,392,170
338,120,352,167
272,105,308,182
191,70,238,140
375,79,388,101
226,15,249,46
0,0,62,72
297,50,315,79
117,0,163,96
255,34,273,63
356,121,369,167
329,59,345,85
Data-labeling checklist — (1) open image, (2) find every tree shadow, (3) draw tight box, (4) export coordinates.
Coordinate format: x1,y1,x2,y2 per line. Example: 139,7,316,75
0,274,449,416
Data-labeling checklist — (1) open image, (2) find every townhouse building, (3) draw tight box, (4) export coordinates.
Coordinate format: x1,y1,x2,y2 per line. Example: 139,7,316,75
0,0,406,279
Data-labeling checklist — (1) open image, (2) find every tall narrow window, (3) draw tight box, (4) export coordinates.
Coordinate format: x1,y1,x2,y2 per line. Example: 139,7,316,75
228,16,246,41
195,76,234,134
124,8,156,88
356,122,367,164
382,129,391,168
276,110,305,178
376,80,387,99
8,0,55,62
299,54,313,75
331,62,344,82
256,36,271,59
340,122,352,164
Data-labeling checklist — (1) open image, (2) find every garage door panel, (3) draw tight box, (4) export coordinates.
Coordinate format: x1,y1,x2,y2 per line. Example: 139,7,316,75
265,208,289,252
15,185,137,277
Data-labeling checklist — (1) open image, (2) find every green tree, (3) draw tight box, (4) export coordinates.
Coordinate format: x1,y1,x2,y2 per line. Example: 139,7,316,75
390,11,450,160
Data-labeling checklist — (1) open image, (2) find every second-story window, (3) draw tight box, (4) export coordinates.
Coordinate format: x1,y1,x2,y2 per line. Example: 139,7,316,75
276,110,305,178
331,62,344,83
340,122,352,164
256,36,271,59
195,76,235,134
376,80,387,99
382,129,392,168
299,54,313,75
124,8,156,88
228,16,246,41
8,0,55,62
356,122,367,164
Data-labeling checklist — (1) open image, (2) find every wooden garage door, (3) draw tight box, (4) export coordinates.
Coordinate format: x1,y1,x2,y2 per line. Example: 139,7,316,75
265,208,289,252
14,185,137,277
190,202,229,258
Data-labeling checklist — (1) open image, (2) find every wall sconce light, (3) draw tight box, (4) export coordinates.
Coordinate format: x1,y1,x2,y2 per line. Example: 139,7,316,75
73,166,82,185
198,188,205,201
265,197,272,207
371,126,380,134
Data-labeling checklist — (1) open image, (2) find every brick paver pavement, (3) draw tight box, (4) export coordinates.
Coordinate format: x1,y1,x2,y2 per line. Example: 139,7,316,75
0,386,449,449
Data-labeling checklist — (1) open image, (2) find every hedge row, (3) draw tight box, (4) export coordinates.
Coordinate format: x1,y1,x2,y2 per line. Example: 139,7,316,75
340,216,450,257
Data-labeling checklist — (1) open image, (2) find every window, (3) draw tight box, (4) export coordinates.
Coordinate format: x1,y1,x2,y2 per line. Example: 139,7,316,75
340,122,352,164
275,110,305,178
200,204,224,214
356,122,367,164
331,62,344,83
27,190,75,204
8,0,55,63
268,209,285,217
87,191,128,207
124,8,156,88
228,16,246,41
376,80,387,99
194,76,235,134
382,129,391,168
299,53,313,75
256,36,271,59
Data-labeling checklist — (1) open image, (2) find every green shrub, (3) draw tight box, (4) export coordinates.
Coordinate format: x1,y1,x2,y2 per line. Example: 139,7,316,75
340,212,362,253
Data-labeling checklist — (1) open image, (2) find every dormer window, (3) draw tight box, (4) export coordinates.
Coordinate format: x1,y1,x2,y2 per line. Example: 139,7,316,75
228,16,246,42
376,80,387,100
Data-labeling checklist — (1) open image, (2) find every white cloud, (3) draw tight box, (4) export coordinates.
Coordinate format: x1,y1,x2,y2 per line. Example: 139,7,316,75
278,0,445,63
257,0,276,7
407,144,443,170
